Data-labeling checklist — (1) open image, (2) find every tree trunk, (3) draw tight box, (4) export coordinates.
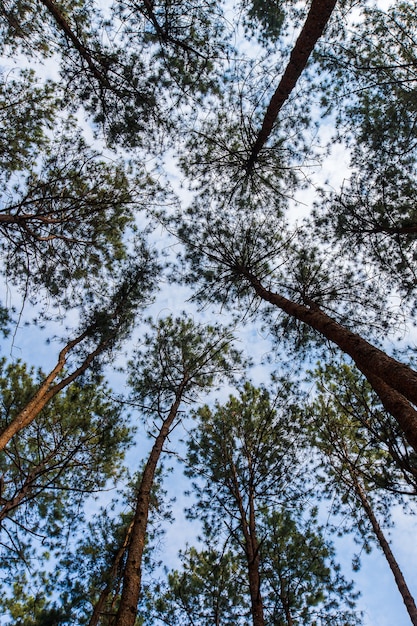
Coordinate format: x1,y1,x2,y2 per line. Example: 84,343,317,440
89,520,134,626
230,459,265,626
277,572,294,626
246,503,265,626
115,381,187,626
0,328,115,451
242,270,417,451
38,0,109,85
360,367,417,455
351,473,417,626
246,0,337,170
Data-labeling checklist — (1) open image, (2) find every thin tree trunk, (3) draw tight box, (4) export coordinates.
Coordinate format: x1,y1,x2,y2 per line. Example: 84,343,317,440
247,495,265,626
89,520,134,626
0,329,91,451
246,0,337,171
241,270,417,451
0,331,114,451
38,0,109,85
115,380,187,626
277,571,294,626
230,459,265,626
0,270,143,451
351,473,417,626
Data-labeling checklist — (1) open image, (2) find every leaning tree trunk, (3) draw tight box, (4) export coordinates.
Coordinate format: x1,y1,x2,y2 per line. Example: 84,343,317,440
360,367,417,454
351,472,417,626
241,270,417,452
246,0,337,170
230,459,265,626
89,520,134,626
115,381,187,626
39,0,109,85
0,329,112,451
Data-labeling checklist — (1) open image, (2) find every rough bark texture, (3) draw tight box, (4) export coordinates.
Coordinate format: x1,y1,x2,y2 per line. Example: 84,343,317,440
115,382,187,626
39,0,109,84
360,368,417,454
89,520,134,626
351,473,417,626
242,270,417,449
246,0,337,170
230,459,265,626
0,329,96,451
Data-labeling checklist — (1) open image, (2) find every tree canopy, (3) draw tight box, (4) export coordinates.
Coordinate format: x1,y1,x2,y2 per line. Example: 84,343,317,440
2,0,417,623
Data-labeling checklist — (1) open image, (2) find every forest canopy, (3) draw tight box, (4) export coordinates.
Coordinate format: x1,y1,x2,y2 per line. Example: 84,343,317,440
1,0,417,624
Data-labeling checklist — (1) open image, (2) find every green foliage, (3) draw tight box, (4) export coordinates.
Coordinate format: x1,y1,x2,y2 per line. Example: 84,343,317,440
2,576,73,626
0,359,132,618
3,0,417,621
173,198,289,310
313,168,417,307
314,1,417,305
153,381,362,625
0,69,57,180
186,382,301,526
302,361,417,556
115,0,229,95
147,546,250,625
307,361,417,495
261,509,360,625
0,456,174,625
0,0,157,146
62,244,161,375
0,358,131,540
0,303,11,337
174,197,394,358
322,2,417,170
127,314,243,415
242,0,285,46
0,64,162,311
1,127,158,305
0,0,94,57
1,0,231,147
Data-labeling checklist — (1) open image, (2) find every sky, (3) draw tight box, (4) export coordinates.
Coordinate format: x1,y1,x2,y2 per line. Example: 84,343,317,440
1,0,417,624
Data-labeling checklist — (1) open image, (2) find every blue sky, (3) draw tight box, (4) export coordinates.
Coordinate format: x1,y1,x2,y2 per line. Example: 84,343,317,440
2,0,417,623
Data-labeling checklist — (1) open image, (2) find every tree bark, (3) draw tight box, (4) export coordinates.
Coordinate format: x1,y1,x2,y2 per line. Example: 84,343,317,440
115,381,187,626
89,520,134,626
246,0,337,171
246,494,265,626
0,332,114,451
277,571,294,626
360,368,417,455
351,473,417,626
0,329,90,451
0,269,144,451
241,270,417,451
38,0,109,85
229,459,265,626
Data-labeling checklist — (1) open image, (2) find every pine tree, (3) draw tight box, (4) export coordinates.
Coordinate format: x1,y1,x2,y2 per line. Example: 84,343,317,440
182,382,360,625
303,361,417,624
113,315,242,626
